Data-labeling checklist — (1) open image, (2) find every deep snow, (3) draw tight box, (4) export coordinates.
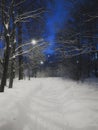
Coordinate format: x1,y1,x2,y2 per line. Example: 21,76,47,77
0,78,98,130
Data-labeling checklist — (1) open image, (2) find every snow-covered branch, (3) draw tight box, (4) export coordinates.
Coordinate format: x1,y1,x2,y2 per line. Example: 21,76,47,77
85,15,98,22
14,0,26,7
10,42,47,60
15,38,44,52
14,9,45,23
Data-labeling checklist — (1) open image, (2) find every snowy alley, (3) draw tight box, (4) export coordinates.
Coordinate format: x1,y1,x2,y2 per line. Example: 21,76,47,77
0,0,98,130
0,78,98,130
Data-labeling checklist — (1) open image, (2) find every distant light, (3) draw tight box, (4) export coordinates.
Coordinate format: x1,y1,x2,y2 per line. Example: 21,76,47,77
76,60,79,64
40,61,44,65
31,39,37,45
48,55,50,57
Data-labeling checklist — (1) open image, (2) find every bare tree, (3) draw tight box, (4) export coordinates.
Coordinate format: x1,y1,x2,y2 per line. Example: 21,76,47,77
0,0,45,92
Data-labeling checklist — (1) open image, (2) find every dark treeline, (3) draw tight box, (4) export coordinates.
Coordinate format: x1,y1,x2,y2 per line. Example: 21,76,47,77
49,0,98,80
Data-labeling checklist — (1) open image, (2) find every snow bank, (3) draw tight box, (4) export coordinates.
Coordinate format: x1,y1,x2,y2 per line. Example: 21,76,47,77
0,78,98,130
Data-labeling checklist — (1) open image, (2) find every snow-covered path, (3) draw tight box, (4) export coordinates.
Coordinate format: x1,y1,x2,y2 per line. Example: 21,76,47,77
0,78,98,130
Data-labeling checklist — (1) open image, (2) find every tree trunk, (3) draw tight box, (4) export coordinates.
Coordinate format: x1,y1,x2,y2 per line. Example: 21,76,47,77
9,60,15,88
9,44,16,88
0,0,11,92
9,2,16,88
18,22,23,80
0,36,10,92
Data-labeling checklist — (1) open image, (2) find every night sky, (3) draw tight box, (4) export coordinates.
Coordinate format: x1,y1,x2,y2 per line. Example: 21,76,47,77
0,0,98,57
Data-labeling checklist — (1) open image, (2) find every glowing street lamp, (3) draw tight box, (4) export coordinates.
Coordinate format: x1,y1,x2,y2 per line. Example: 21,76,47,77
40,61,44,65
31,39,37,45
